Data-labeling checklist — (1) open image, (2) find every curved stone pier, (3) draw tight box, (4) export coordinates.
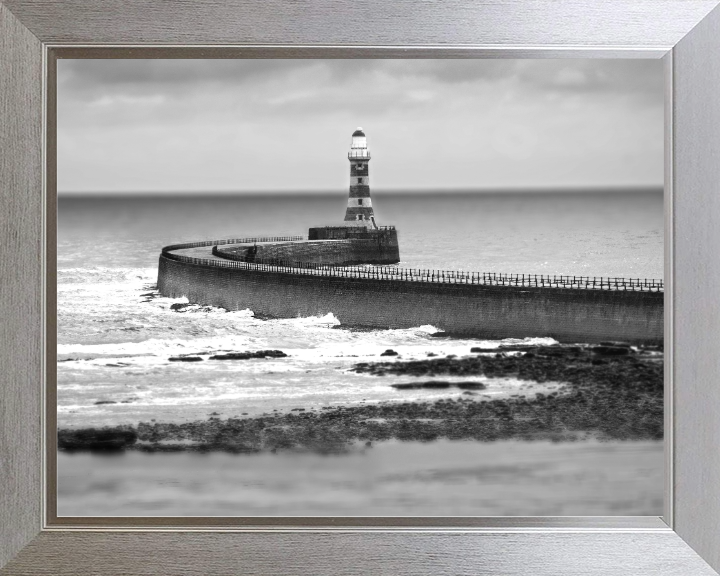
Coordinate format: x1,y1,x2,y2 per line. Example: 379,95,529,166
158,237,663,344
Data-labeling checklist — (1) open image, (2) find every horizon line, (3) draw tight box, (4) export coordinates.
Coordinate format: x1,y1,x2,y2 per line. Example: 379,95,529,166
57,185,664,197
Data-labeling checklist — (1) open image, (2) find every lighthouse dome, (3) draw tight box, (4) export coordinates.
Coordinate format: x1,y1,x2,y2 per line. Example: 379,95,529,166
350,127,368,152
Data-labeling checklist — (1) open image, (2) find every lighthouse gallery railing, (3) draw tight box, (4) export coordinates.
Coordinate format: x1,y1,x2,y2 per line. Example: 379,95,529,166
162,237,663,293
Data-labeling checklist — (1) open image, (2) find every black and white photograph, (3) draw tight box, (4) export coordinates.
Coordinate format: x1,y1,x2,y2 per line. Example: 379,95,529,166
56,58,664,517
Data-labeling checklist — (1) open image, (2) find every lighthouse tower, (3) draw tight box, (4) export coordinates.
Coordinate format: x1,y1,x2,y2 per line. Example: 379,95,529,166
344,128,377,227
307,127,399,262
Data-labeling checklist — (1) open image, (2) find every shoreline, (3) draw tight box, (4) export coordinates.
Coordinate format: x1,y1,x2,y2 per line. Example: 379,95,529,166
58,343,663,453
58,439,663,516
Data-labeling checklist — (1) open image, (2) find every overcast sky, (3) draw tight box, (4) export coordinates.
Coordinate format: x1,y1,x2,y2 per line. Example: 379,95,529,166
57,59,663,194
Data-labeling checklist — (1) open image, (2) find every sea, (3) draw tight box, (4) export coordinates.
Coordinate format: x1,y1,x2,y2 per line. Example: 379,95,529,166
57,189,664,516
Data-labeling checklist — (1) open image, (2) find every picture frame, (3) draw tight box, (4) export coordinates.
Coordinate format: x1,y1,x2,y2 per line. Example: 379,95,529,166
2,1,719,574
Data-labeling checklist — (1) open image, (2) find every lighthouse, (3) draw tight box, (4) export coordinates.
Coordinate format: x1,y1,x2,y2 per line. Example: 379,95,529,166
344,128,377,227
307,127,399,263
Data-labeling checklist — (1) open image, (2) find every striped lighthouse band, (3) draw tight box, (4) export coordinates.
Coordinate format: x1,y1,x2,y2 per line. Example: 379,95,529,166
350,162,369,176
347,197,373,208
348,185,371,199
344,206,376,223
350,176,369,186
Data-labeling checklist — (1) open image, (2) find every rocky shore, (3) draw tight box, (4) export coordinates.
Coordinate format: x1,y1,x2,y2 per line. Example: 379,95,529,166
58,343,663,454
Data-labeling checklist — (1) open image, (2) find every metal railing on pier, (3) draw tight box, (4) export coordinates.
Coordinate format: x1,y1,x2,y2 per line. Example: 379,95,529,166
161,237,663,293
161,236,304,255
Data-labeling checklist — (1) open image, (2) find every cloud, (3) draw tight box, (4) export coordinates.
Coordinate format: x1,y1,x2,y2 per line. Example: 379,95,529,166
59,59,319,92
513,60,663,99
57,59,663,193
60,59,662,98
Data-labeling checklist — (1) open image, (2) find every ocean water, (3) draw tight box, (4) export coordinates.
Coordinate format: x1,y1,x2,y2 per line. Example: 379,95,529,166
57,190,664,516
59,190,664,274
57,190,663,428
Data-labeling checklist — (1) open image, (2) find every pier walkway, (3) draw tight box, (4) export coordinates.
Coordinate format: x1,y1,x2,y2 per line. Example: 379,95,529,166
163,237,663,293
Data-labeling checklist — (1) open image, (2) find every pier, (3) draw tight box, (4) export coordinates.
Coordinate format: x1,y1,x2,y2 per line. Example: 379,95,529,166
158,236,663,344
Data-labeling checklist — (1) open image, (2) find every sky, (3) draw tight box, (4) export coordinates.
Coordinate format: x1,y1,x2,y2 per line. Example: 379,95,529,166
57,59,664,194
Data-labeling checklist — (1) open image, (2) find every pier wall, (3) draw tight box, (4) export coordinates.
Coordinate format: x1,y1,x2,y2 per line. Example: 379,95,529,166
213,227,399,266
307,226,399,264
158,255,663,344
215,238,399,266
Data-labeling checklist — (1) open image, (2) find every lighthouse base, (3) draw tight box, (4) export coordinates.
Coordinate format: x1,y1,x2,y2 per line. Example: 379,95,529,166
307,226,399,265
212,227,400,267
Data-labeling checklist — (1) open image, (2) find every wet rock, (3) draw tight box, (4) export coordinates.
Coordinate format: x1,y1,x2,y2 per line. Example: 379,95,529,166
252,312,278,321
592,345,630,356
456,382,487,390
472,345,537,353
642,343,663,352
59,340,663,453
391,381,452,390
535,347,570,357
210,350,288,360
391,383,422,390
170,303,189,311
380,349,398,356
332,325,381,333
58,428,137,452
422,381,452,389
169,356,203,362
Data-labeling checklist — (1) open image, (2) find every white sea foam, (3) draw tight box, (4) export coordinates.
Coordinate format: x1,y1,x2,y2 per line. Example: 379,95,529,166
56,261,564,428
58,307,560,424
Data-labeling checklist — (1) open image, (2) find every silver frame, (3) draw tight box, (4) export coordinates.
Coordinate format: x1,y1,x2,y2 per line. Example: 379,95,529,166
2,1,720,574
